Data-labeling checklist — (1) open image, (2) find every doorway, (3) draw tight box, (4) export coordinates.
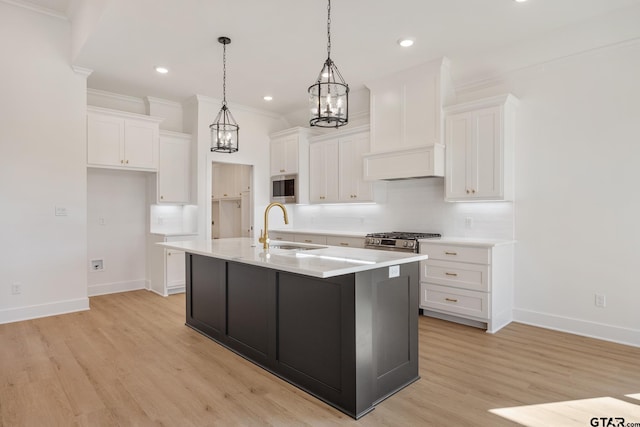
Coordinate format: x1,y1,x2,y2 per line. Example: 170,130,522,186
211,162,253,239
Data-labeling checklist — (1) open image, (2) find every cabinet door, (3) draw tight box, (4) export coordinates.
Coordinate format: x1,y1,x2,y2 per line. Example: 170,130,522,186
270,136,299,175
473,107,502,199
124,119,158,170
339,132,373,202
166,249,186,289
158,133,190,203
309,141,339,203
445,112,473,199
87,113,124,166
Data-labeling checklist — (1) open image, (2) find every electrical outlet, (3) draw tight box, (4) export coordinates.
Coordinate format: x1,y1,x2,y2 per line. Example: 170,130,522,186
11,282,21,295
465,217,474,229
595,293,606,308
90,259,104,272
55,205,68,216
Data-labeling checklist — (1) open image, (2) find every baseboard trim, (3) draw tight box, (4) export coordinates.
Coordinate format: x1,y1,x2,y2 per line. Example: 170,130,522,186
513,308,640,348
88,279,146,297
0,297,89,325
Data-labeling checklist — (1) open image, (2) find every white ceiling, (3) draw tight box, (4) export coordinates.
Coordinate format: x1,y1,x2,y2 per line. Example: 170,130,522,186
22,0,640,115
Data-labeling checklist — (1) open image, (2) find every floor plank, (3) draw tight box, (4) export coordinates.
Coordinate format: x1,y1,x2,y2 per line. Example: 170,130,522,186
1,290,639,426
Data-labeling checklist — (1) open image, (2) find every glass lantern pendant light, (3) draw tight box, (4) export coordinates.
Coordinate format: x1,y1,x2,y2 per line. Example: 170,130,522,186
210,36,239,153
308,0,349,128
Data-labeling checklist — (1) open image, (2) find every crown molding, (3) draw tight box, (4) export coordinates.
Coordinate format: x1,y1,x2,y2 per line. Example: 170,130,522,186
454,37,640,96
144,96,183,108
87,88,146,107
1,0,67,20
71,65,93,77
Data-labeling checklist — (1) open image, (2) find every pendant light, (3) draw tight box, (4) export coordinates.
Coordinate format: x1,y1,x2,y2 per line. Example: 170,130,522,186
210,36,239,153
308,0,349,128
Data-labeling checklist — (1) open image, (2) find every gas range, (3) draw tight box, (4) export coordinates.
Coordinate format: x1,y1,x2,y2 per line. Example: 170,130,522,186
364,232,441,253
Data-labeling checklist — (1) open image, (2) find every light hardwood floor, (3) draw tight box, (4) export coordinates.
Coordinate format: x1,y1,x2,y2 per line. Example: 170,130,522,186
1,290,639,426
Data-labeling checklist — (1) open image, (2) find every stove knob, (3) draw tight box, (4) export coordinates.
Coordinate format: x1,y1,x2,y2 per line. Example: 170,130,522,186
408,241,415,247
375,239,381,244
403,241,408,247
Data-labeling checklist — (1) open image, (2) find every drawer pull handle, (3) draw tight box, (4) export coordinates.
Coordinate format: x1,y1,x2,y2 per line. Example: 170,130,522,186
445,272,458,277
304,240,312,243
444,251,457,256
340,243,349,246
445,298,458,303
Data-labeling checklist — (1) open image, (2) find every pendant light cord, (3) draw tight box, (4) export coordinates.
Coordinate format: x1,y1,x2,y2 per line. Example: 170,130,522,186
222,41,227,106
327,0,331,59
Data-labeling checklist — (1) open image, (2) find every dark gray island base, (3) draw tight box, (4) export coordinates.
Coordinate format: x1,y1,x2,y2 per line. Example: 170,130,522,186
185,253,420,419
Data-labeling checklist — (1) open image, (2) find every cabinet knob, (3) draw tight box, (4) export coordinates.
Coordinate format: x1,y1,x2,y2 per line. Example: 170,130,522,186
160,195,164,200
280,169,285,173
466,189,470,194
472,189,476,194
168,252,171,256
223,193,228,197
120,160,124,164
125,160,129,164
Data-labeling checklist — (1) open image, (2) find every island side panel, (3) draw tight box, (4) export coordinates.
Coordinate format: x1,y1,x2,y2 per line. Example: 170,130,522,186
276,271,357,416
186,254,226,340
355,262,420,409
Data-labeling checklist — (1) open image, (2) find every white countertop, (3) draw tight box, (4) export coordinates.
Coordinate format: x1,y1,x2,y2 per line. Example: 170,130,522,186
159,237,427,278
418,237,515,247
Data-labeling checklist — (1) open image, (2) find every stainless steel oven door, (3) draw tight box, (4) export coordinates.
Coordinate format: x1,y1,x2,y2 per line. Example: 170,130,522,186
364,244,416,253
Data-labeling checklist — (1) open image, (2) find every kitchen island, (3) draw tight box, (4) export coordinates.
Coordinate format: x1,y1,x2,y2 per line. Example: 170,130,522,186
159,237,427,419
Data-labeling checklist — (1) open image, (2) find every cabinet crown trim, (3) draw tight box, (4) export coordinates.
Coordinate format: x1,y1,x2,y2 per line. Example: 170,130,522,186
444,93,519,115
87,105,164,123
309,124,370,143
269,127,319,139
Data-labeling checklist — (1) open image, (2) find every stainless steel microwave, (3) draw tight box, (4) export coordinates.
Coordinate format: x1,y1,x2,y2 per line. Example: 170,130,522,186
270,174,297,204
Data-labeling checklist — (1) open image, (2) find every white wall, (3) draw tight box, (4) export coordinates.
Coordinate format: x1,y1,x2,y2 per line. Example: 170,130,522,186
0,3,89,323
508,42,640,346
87,169,149,296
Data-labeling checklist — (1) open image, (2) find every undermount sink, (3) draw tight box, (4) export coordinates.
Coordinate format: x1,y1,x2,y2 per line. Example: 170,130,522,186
269,244,327,251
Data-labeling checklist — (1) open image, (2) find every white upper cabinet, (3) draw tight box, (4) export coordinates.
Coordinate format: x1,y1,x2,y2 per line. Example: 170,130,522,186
157,131,191,204
309,125,374,204
363,57,454,180
87,106,162,171
338,131,372,202
444,94,518,202
269,127,316,204
270,135,299,176
309,139,339,203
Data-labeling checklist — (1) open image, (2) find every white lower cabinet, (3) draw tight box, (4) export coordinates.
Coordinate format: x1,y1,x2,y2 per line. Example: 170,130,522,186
325,236,365,248
419,240,514,333
293,234,327,245
268,231,364,248
147,233,196,296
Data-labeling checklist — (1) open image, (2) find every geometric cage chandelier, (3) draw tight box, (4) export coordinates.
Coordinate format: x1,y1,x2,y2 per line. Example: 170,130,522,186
308,0,349,128
210,36,239,153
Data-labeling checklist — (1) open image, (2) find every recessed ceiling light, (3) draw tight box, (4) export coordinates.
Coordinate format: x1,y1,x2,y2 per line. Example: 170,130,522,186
398,38,415,47
514,0,527,2
155,66,169,74
263,96,273,101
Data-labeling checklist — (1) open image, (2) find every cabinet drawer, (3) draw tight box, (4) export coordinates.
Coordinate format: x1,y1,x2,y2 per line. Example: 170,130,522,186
269,231,295,242
326,236,365,248
420,283,489,320
421,259,489,292
420,243,489,264
293,234,327,245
